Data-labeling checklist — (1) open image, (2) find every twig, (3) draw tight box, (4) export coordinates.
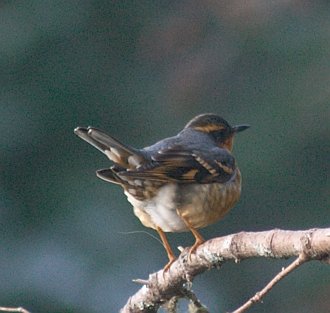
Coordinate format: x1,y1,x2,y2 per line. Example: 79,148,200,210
0,307,30,313
165,297,179,313
231,253,308,313
180,288,209,312
132,278,149,285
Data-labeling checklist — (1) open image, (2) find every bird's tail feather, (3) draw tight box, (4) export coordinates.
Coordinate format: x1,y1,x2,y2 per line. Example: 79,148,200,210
96,168,122,184
74,127,144,168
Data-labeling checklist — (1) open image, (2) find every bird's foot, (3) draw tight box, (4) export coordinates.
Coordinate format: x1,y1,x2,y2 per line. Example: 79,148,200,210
162,256,176,277
188,237,204,261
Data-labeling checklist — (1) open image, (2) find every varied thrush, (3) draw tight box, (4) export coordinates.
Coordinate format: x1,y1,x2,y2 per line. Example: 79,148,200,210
74,113,249,271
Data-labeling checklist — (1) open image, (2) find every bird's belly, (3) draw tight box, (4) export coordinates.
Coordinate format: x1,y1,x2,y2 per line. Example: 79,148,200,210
125,184,188,232
124,170,241,233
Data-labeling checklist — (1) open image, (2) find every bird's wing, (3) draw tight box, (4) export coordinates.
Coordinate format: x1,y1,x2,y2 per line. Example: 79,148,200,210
118,145,236,184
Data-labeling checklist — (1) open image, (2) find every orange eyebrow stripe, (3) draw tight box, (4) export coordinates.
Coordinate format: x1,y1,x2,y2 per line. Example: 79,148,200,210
193,124,225,132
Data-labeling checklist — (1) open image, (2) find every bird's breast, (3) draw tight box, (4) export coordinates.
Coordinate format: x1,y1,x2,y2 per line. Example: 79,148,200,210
177,169,241,229
125,169,242,232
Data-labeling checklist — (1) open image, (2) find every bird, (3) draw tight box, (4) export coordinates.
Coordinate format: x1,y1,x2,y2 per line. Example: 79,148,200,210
74,113,249,271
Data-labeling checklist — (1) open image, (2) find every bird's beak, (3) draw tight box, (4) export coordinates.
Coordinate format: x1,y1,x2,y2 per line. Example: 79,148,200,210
232,124,250,133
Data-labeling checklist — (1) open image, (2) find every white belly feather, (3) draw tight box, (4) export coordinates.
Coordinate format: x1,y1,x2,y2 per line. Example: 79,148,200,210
125,184,188,232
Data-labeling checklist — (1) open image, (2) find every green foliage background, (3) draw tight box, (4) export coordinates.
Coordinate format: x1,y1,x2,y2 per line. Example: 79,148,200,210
1,1,329,312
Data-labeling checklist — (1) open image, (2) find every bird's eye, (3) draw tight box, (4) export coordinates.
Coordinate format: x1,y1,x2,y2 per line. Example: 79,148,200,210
212,129,225,139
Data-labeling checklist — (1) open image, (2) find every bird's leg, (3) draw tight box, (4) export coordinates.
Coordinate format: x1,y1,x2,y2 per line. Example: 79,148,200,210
188,225,205,255
179,215,205,259
156,227,176,272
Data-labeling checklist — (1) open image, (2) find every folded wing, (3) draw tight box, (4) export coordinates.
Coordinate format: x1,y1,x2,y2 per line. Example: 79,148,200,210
117,145,236,184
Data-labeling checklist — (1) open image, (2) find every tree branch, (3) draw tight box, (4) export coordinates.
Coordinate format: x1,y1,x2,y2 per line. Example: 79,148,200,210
231,253,307,313
120,228,330,313
0,307,30,313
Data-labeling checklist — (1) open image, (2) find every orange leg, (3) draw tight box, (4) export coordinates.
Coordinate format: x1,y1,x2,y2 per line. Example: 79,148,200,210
156,227,176,272
180,215,205,258
188,225,205,255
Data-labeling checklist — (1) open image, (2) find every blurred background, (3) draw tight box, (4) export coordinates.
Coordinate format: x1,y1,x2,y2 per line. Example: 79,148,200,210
1,1,329,312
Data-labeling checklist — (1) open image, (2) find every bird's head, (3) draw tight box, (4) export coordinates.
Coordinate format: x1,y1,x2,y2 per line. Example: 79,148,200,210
185,113,250,151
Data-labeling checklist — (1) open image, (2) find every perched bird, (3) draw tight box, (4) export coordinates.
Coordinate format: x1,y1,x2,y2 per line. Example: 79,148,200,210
74,113,249,270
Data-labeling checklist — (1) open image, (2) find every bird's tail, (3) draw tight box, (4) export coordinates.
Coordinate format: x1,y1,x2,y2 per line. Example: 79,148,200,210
74,127,145,170
95,168,122,184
